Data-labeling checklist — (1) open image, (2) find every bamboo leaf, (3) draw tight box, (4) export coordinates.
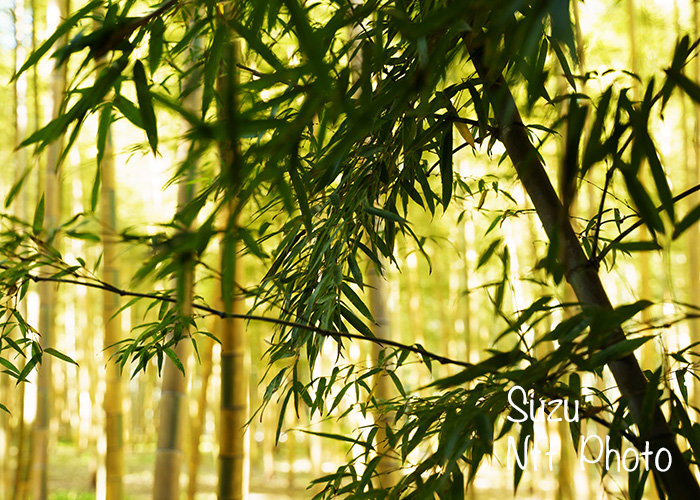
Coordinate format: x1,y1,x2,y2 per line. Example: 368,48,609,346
455,121,476,149
97,103,112,167
548,0,577,63
674,202,700,240
476,239,501,269
363,205,407,224
133,59,158,155
12,0,102,81
641,131,675,223
340,282,373,323
148,18,165,74
622,169,664,234
164,347,185,376
5,167,31,208
289,152,313,236
203,25,226,118
440,125,454,208
339,304,375,338
665,67,700,105
43,347,79,366
33,195,45,236
114,94,143,129
91,166,101,212
610,240,662,253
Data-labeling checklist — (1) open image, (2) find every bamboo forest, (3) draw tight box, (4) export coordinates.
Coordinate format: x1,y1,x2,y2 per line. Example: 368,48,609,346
6,0,700,498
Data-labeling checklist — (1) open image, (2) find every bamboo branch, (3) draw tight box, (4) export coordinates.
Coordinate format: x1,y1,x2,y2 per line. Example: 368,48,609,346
596,182,700,263
9,267,473,369
465,36,700,498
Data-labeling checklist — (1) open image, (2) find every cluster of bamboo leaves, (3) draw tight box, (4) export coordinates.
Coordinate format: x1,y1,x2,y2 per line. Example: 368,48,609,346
6,0,700,497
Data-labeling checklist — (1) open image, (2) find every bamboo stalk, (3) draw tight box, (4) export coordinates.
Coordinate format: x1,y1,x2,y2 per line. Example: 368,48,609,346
466,36,700,499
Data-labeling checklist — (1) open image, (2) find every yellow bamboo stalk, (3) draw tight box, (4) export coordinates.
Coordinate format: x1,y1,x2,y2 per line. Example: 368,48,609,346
217,229,249,500
152,167,195,500
101,128,124,500
369,266,396,487
32,0,69,496
186,335,214,500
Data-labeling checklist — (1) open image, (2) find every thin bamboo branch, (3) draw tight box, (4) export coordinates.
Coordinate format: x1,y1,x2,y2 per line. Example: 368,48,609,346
7,266,473,369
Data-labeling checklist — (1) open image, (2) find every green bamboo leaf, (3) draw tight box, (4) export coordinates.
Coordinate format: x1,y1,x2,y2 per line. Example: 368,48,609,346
148,18,164,74
582,87,613,176
622,169,664,234
133,59,158,155
674,202,700,240
5,167,31,208
203,25,226,118
0,358,20,377
339,304,375,338
114,94,143,129
280,0,326,80
311,377,326,417
340,282,373,322
363,205,407,224
641,132,675,223
12,0,102,81
429,349,523,389
610,240,662,253
550,36,576,89
476,239,502,269
17,353,40,383
347,253,363,288
65,230,101,242
43,347,78,366
91,166,101,212
289,152,313,236
298,429,368,447
163,347,184,376
661,36,691,109
665,66,700,105
440,124,453,208
547,0,577,63
33,195,45,236
97,103,112,167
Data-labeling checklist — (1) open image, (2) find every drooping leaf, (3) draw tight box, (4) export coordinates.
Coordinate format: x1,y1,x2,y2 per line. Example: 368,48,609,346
547,0,577,63
674,202,700,240
5,167,31,208
43,347,79,366
440,124,453,208
148,18,165,74
587,336,654,368
203,25,226,118
164,347,185,376
622,168,664,234
133,59,158,155
97,102,113,167
33,195,45,236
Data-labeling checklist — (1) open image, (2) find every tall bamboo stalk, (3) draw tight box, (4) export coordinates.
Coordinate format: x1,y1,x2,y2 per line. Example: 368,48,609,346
100,127,124,500
187,335,214,500
32,1,69,497
369,266,396,486
691,0,700,410
152,176,195,500
216,37,249,500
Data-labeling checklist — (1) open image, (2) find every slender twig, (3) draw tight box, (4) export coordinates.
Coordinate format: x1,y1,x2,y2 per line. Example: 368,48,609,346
590,167,615,262
11,268,473,369
596,182,700,263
